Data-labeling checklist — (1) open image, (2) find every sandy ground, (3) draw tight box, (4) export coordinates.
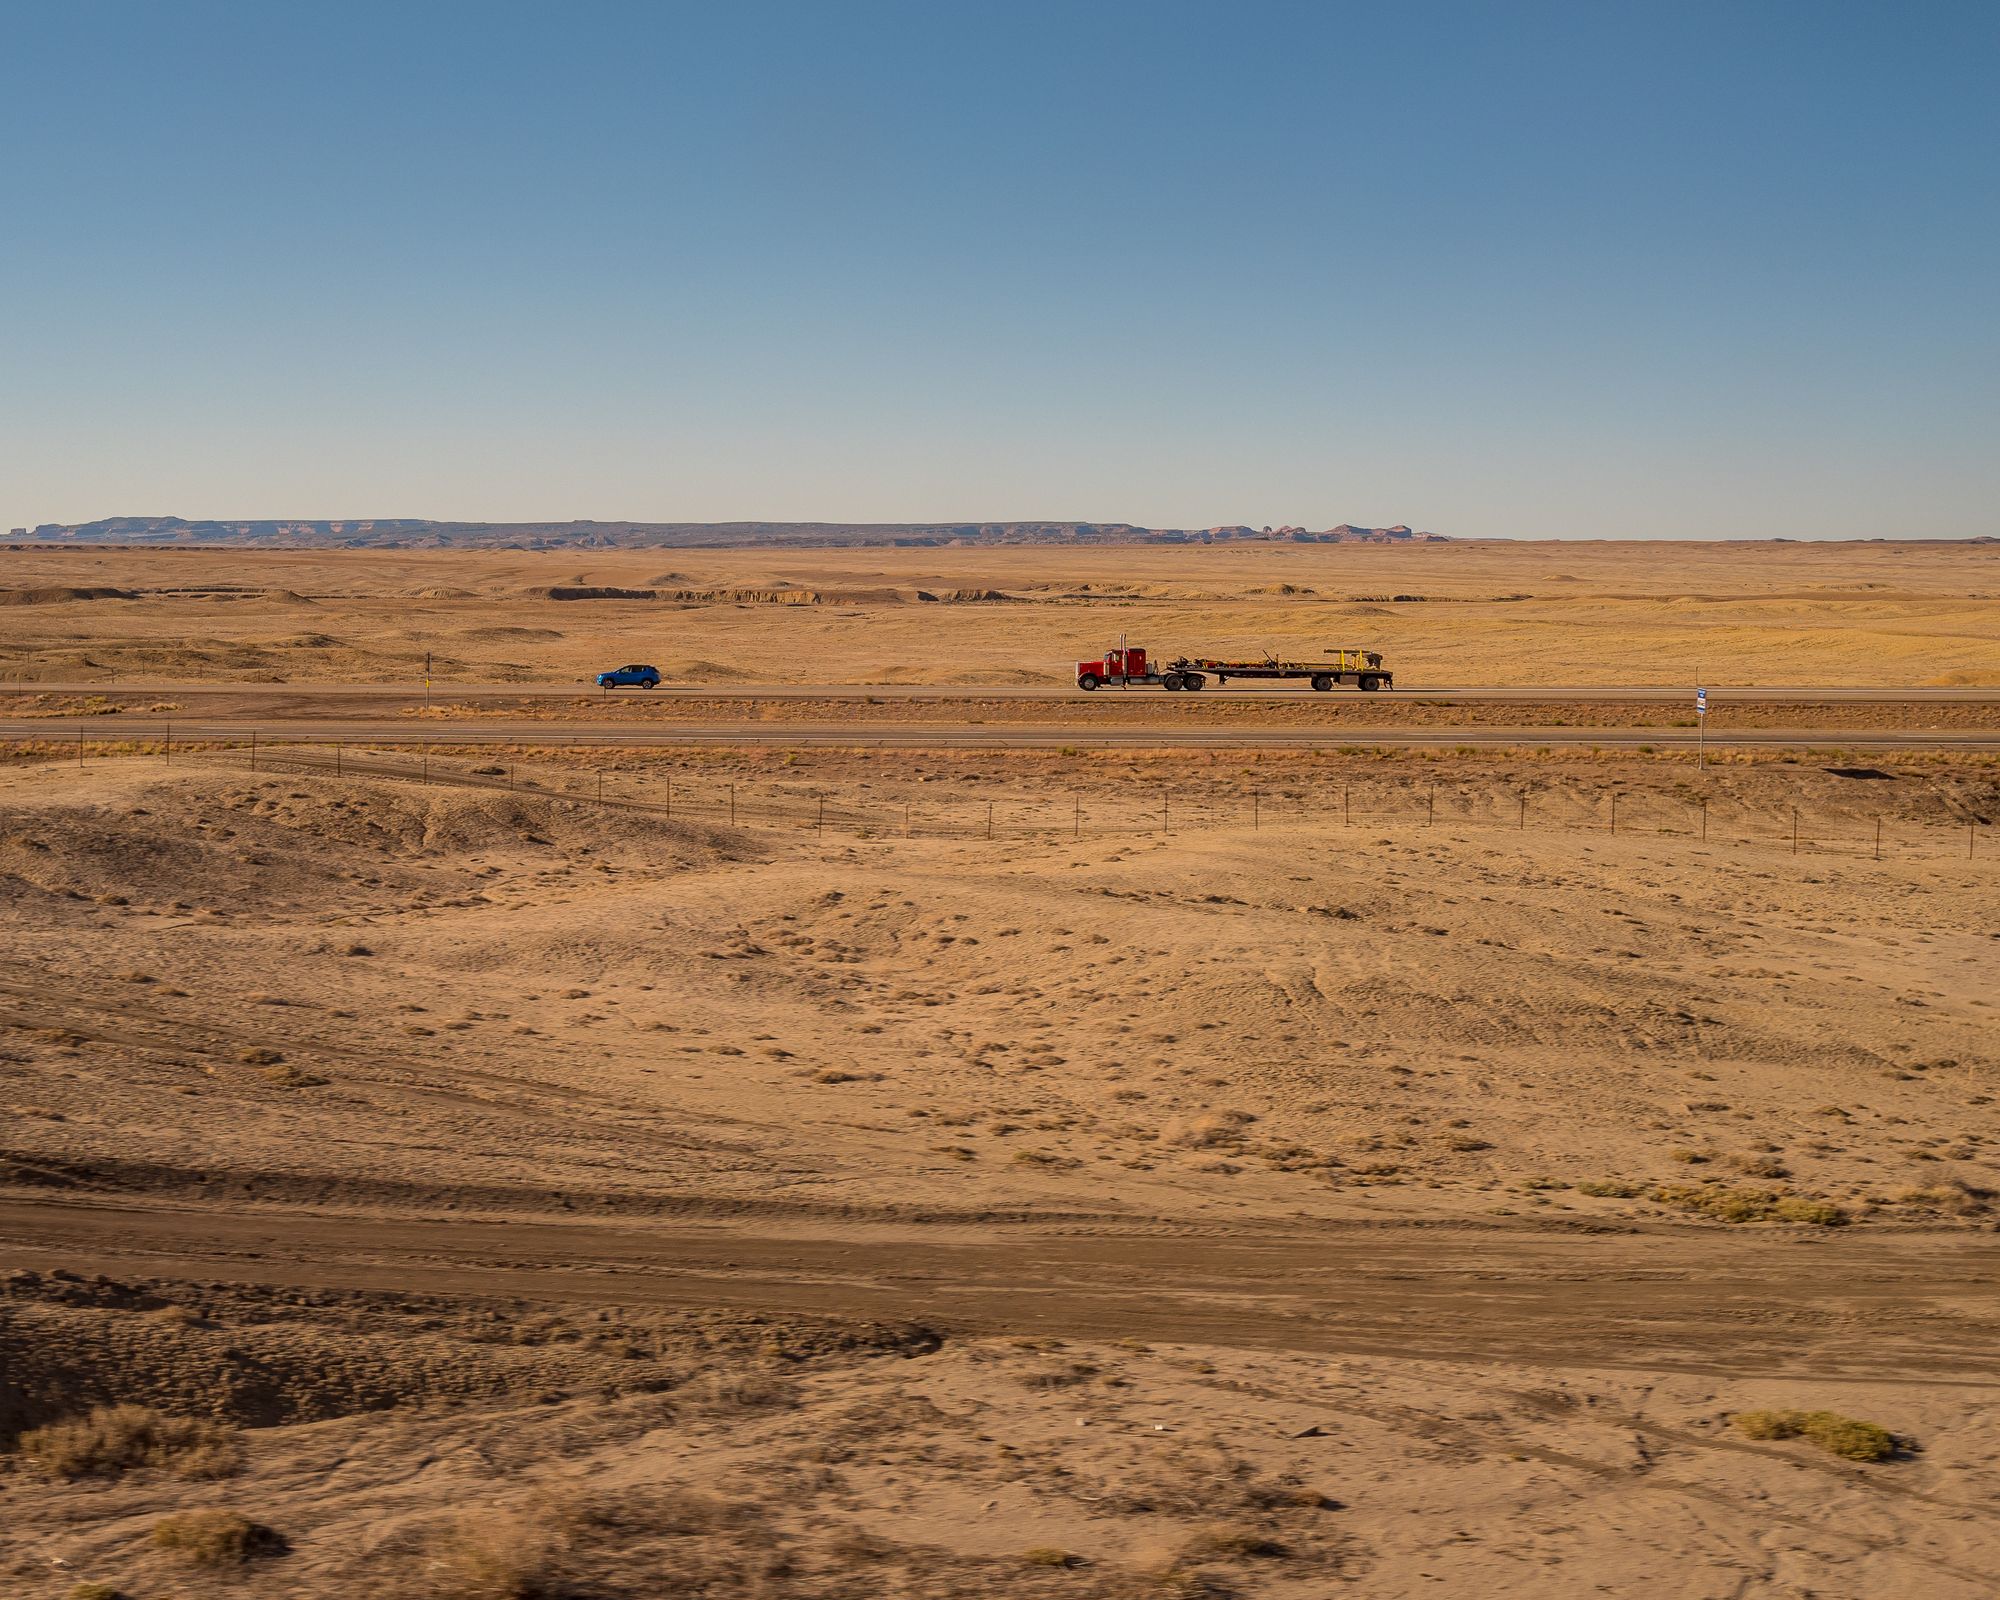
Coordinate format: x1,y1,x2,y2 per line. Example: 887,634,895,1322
2,751,1997,1597
4,539,1999,687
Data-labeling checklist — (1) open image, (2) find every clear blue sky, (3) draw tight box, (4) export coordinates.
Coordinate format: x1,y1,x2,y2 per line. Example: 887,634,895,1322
3,0,1995,538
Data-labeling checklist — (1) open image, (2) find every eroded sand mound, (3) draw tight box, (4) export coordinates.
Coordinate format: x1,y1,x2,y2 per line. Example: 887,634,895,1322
0,586,135,605
0,1271,933,1440
0,770,753,912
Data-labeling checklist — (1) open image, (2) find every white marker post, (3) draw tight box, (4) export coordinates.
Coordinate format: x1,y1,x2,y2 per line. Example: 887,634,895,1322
1696,685,1707,769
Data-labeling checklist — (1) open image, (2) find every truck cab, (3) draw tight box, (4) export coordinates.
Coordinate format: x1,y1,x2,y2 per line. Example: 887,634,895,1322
1076,646,1148,690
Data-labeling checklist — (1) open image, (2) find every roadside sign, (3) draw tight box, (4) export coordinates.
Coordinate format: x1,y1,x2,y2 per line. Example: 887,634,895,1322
1696,687,1707,716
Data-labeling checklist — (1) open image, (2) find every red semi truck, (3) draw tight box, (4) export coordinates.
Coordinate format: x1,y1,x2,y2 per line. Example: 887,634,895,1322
1075,644,1391,693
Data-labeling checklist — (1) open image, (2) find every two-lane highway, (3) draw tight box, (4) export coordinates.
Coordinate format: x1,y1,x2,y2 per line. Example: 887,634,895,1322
7,715,2000,752
5,677,1999,704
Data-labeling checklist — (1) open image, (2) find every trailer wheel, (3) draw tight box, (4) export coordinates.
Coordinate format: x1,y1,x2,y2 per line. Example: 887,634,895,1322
1310,674,1332,692
1163,672,1185,691
1077,674,1099,691
1358,674,1382,692
1181,673,1204,690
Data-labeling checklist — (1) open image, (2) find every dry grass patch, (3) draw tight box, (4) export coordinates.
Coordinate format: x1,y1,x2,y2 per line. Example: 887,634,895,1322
150,1509,285,1566
1894,1180,1993,1216
1184,1527,1292,1559
422,1490,751,1598
1734,1409,1898,1461
17,1404,242,1481
425,1509,570,1600
1651,1183,1846,1225
1021,1360,1101,1389
260,1062,331,1087
676,1370,802,1414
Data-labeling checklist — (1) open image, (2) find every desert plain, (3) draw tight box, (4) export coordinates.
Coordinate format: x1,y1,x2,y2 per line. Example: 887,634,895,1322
1,538,1998,1599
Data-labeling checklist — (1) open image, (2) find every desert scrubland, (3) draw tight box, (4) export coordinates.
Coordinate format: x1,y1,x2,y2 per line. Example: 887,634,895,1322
2,538,1999,687
2,542,1998,1598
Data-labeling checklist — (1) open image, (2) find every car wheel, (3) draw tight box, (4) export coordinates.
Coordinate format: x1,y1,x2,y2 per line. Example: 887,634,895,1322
1077,674,1099,691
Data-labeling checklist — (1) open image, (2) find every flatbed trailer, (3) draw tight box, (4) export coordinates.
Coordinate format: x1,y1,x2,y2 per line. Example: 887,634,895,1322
1177,650,1391,691
1075,645,1392,692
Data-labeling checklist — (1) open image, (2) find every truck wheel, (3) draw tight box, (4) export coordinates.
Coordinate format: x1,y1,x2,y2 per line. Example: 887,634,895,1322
1310,674,1332,692
1182,673,1204,690
1358,674,1382,692
1077,674,1099,691
1163,672,1185,691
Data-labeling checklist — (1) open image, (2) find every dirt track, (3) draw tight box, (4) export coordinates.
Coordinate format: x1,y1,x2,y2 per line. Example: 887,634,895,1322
4,1196,1995,1384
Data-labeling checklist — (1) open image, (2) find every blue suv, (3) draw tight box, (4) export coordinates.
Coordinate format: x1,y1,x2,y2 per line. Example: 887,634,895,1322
595,663,662,689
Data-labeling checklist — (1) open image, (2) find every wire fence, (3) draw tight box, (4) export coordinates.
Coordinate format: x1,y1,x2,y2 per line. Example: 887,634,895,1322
111,736,1994,867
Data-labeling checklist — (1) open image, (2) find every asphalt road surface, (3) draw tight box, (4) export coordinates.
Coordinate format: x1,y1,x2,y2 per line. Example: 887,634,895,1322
7,716,1999,752
5,678,1999,704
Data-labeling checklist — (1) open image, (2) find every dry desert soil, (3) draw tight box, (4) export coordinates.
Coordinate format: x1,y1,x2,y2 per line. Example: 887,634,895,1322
1,542,1998,1600
3,537,1999,688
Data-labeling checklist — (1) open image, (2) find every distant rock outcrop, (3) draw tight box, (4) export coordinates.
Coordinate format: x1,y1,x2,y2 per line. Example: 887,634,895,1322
11,516,1449,550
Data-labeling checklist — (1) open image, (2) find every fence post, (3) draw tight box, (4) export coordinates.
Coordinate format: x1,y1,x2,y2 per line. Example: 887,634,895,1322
1518,795,1526,830
1162,792,1169,837
1875,817,1881,861
1792,808,1799,856
1342,786,1350,827
819,796,825,837
986,800,993,841
906,800,913,838
1427,783,1435,827
1072,795,1080,840
1701,800,1708,842
422,747,429,784
730,783,736,825
1610,792,1618,834
598,772,604,803
336,742,342,777
1252,791,1259,831
665,774,671,818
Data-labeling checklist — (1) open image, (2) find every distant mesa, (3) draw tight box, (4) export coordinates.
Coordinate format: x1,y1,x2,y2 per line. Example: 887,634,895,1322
10,515,1449,550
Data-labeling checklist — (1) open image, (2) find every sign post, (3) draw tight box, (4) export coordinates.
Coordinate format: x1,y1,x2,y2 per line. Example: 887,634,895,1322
1696,685,1707,769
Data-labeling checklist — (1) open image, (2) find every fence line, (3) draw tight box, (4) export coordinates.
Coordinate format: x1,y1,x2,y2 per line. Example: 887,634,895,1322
129,737,1995,867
